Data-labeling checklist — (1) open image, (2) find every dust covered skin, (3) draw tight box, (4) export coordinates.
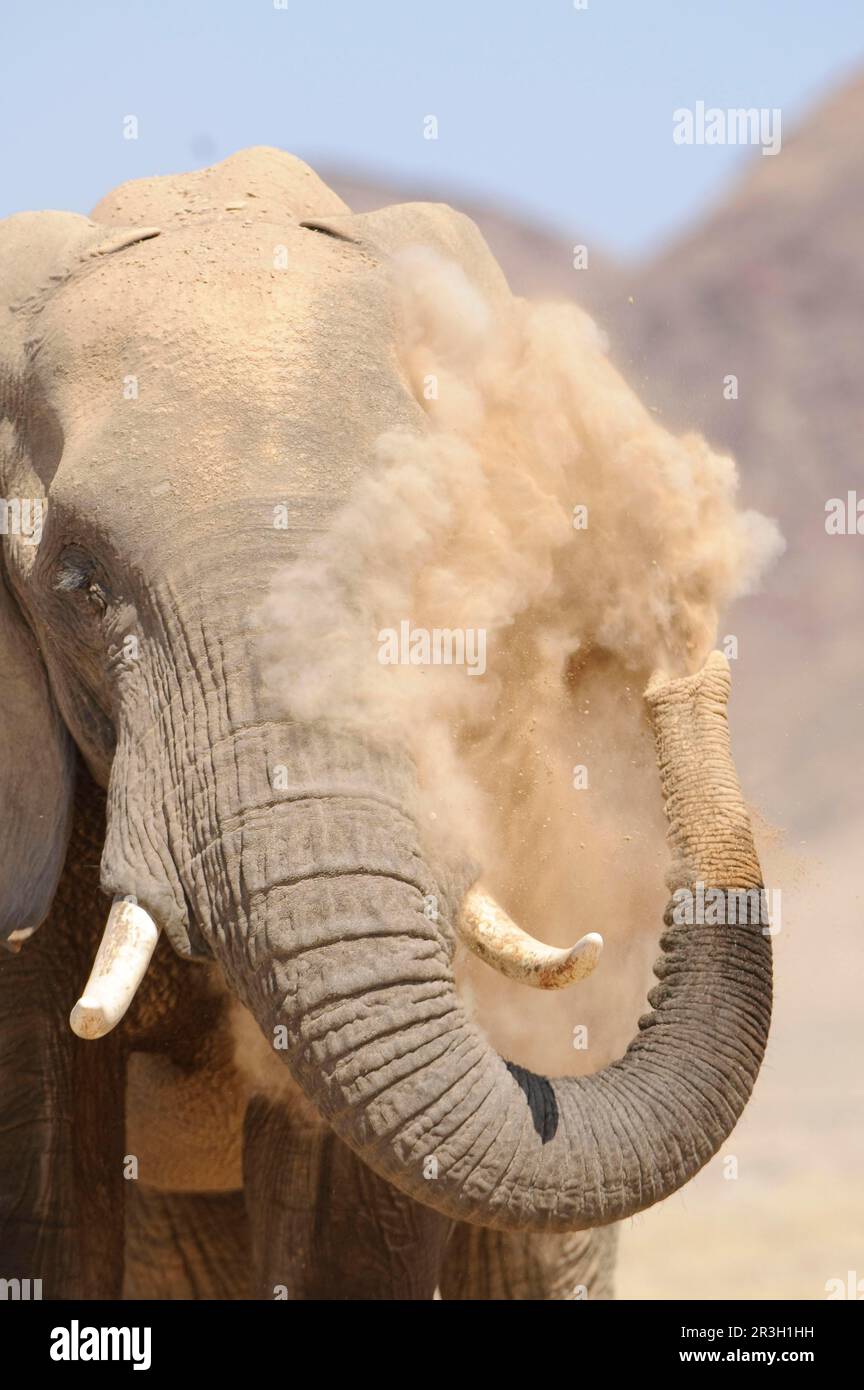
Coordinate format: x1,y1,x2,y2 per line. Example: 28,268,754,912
0,149,778,1299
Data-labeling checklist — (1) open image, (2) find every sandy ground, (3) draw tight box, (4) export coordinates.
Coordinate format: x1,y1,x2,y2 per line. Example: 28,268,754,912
617,822,863,1299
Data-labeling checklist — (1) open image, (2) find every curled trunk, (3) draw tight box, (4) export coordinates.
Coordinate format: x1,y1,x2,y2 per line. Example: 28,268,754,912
213,652,771,1233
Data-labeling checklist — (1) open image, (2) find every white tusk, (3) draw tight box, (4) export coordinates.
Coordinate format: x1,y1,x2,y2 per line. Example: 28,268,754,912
4,926,37,954
457,886,603,990
8,926,37,943
70,898,160,1040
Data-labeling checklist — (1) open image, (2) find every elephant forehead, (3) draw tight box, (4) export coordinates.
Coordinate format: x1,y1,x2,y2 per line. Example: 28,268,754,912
30,222,426,523
35,222,399,408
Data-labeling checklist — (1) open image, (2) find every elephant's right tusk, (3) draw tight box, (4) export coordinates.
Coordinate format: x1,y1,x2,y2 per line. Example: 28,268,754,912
457,886,603,989
70,897,160,1040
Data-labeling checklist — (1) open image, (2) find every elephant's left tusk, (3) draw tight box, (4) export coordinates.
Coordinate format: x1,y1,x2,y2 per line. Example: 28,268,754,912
70,897,160,1040
4,926,37,954
457,886,603,989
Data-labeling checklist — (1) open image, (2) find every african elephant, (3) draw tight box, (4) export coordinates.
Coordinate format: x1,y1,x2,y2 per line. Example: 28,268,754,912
0,148,772,1300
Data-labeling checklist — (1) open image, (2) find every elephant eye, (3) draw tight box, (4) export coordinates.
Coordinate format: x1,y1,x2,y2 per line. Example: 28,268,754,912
55,549,109,613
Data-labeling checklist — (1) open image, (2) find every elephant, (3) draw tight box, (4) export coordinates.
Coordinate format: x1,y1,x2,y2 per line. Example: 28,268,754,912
0,147,772,1301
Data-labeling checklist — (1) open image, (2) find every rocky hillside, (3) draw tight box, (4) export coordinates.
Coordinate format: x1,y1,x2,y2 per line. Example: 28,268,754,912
597,75,864,836
326,74,864,836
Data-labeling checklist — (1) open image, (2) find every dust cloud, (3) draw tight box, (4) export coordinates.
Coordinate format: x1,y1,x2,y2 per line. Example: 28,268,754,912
262,245,783,1075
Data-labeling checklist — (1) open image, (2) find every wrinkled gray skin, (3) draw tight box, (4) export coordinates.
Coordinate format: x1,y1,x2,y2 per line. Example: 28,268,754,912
0,150,772,1300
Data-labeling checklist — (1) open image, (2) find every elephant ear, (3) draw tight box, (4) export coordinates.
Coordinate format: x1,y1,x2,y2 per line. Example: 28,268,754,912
0,571,75,945
0,211,159,947
301,201,514,311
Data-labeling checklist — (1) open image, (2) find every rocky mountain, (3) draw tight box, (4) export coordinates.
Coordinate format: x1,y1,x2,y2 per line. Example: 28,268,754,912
597,75,864,837
326,74,864,837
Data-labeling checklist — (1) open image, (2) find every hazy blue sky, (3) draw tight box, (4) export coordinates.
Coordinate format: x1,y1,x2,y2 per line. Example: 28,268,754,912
2,0,862,257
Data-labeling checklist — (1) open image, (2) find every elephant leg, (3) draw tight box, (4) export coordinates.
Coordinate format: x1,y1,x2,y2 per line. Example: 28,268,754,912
243,1096,451,1299
123,1186,251,1299
0,773,126,1299
439,1223,619,1300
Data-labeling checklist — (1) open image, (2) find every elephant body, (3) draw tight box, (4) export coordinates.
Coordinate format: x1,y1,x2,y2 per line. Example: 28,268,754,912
2,767,614,1299
0,149,772,1299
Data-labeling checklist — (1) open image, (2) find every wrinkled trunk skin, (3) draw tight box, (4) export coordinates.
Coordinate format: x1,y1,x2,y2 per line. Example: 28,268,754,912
221,658,771,1233
216,664,772,1239
105,542,770,1239
244,795,769,1231
0,771,126,1298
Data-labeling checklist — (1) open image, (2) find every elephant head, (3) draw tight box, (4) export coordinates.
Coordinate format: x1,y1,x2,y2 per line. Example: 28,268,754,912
0,148,772,1233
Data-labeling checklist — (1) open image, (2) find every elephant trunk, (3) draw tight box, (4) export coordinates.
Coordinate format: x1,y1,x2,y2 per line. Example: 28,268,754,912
94,562,771,1234
209,652,771,1233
